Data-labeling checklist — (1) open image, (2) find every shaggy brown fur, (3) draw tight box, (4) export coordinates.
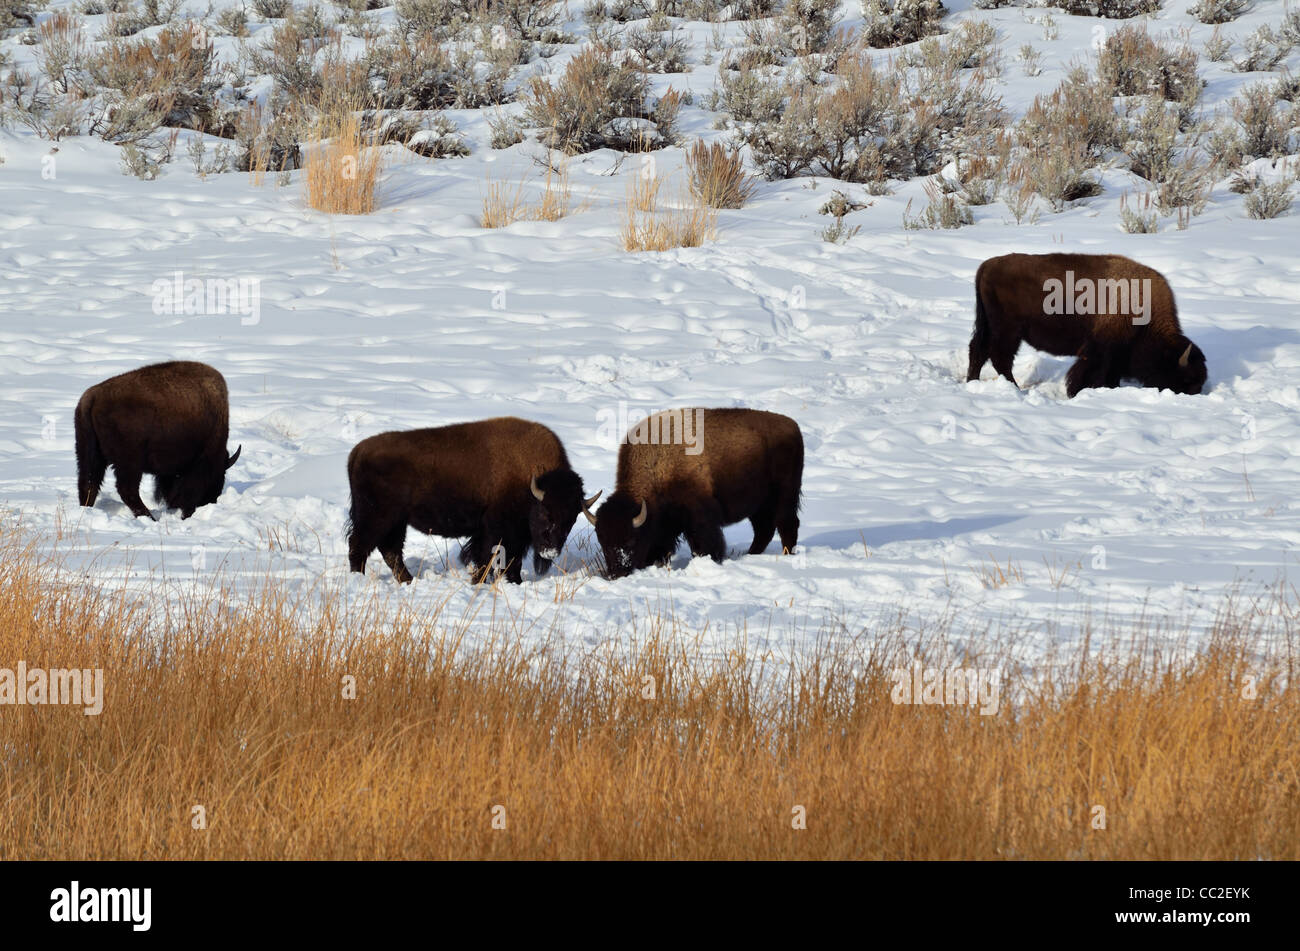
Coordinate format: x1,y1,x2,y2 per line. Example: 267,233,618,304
968,253,1207,397
588,408,803,579
347,417,594,584
75,361,240,519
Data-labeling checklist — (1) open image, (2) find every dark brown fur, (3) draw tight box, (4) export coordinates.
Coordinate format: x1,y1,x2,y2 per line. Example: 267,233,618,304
968,253,1207,397
589,408,803,579
75,361,241,519
347,417,592,584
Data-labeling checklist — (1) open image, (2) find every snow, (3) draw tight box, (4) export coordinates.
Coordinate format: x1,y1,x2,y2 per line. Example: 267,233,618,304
1,0,1298,657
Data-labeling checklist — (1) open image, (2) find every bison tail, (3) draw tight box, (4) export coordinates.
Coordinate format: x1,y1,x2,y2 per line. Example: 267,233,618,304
74,398,107,507
967,285,992,382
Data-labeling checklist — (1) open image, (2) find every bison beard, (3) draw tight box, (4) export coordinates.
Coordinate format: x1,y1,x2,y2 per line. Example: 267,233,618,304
966,253,1207,398
75,361,241,520
588,408,804,580
345,418,597,584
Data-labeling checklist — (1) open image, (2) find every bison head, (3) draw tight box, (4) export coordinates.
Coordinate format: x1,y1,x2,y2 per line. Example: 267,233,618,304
528,470,598,576
586,492,649,580
158,445,241,519
1139,337,1207,396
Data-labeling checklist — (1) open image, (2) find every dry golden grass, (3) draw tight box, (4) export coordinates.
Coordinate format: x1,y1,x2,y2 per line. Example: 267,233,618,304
480,160,585,228
2,526,1298,860
304,103,382,215
686,140,758,209
621,174,718,252
480,176,529,228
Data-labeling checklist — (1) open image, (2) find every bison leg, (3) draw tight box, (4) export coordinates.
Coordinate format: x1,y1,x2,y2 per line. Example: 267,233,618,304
484,518,528,584
645,529,679,568
776,496,800,556
748,500,777,555
377,523,413,584
113,467,155,520
347,525,375,574
1066,342,1112,398
684,503,726,564
989,335,1021,386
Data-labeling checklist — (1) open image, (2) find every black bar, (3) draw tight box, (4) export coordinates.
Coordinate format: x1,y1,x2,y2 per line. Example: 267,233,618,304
0,860,1283,939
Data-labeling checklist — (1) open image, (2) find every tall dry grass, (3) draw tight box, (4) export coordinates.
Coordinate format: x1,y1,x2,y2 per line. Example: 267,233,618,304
1,526,1297,860
303,102,382,214
621,173,718,252
480,160,584,228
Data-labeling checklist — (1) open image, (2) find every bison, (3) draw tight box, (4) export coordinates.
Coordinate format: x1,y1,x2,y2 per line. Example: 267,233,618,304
75,361,241,520
585,408,803,579
346,417,598,584
967,253,1207,397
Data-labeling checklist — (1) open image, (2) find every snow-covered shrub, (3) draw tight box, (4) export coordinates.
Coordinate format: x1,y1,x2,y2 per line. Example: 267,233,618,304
1233,82,1294,158
34,12,90,95
372,111,470,157
743,86,821,178
1232,24,1293,73
488,0,563,43
1,0,37,30
736,50,1002,183
1188,0,1248,24
1119,192,1159,231
1018,68,1121,159
582,0,651,23
860,0,946,49
487,109,524,148
1048,0,1161,16
252,0,291,18
625,25,691,73
102,0,184,39
907,20,1001,71
394,0,464,37
215,5,250,36
904,177,974,228
244,13,349,109
88,22,224,133
1244,180,1294,218
778,0,843,56
1097,25,1200,104
364,33,455,109
233,102,302,172
1019,137,1102,209
119,139,170,178
523,47,655,152
1124,95,1182,182
716,67,786,124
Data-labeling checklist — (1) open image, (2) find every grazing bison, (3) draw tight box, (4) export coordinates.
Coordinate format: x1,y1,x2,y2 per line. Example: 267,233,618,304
346,417,598,584
586,408,803,579
967,253,1207,397
75,361,241,520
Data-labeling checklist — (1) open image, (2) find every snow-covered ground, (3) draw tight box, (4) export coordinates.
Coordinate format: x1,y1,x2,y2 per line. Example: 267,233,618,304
2,0,1298,656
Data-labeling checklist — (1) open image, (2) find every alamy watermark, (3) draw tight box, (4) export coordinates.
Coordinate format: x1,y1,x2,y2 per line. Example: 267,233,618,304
890,663,1001,716
1042,271,1151,325
151,270,260,326
595,402,705,456
0,663,104,715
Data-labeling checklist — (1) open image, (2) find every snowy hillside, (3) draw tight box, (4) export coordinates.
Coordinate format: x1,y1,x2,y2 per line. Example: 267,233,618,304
1,0,1298,655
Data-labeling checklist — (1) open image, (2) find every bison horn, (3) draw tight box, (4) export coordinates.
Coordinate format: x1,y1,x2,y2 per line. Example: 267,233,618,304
531,475,545,501
581,491,603,527
631,499,648,529
226,445,242,469
1178,343,1193,368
